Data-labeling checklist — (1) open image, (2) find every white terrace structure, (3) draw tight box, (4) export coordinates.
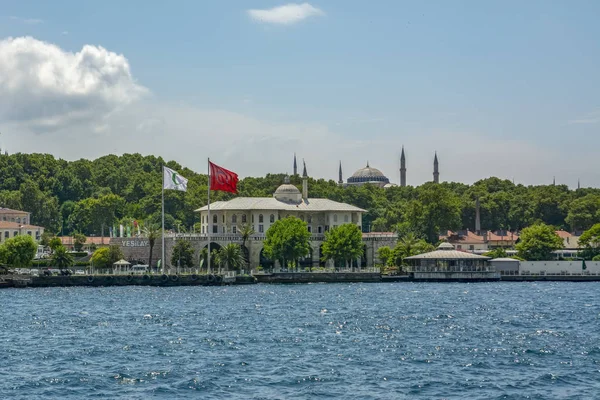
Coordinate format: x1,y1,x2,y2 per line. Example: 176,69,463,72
405,242,500,281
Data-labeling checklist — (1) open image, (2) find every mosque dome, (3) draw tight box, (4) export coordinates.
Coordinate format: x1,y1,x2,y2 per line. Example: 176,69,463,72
347,163,390,185
274,176,302,203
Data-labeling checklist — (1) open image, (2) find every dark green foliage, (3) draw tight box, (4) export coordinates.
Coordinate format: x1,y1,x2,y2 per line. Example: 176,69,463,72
263,217,311,270
516,223,564,261
171,239,195,268
0,235,37,268
91,245,124,269
321,224,364,270
51,245,74,270
0,152,598,242
73,233,87,252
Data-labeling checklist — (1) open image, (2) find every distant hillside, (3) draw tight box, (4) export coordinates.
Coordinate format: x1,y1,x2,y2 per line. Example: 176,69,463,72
0,152,598,242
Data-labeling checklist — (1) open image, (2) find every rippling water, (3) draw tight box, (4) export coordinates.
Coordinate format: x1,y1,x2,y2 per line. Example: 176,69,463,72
2,282,600,399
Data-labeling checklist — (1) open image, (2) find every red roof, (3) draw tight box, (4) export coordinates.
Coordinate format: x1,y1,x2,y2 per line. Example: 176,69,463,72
555,230,572,239
0,221,43,230
59,236,111,245
486,231,519,242
442,230,519,244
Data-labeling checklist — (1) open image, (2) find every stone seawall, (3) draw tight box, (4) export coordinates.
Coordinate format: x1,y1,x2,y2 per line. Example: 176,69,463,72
254,273,381,284
501,275,600,282
26,274,256,288
413,272,501,282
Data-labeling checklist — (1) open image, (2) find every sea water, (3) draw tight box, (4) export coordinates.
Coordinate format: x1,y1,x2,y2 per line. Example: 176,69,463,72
1,282,600,399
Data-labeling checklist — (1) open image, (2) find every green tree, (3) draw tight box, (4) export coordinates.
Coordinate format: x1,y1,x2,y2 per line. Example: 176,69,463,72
516,223,563,261
73,233,87,252
48,237,63,252
219,243,246,272
40,231,54,247
391,233,434,267
91,245,124,270
578,223,600,260
414,183,462,243
1,235,37,268
483,248,508,259
376,246,392,267
142,222,161,270
565,194,600,232
263,216,311,271
210,248,222,273
91,247,111,269
199,247,208,272
51,245,74,271
238,223,255,271
321,224,364,271
238,222,255,247
171,239,195,269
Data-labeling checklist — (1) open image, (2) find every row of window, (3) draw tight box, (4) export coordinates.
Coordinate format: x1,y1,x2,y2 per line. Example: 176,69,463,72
200,224,343,235
1,230,39,241
2,216,28,224
201,214,350,224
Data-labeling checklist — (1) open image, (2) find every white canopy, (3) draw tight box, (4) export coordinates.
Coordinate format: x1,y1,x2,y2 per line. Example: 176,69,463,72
113,259,131,266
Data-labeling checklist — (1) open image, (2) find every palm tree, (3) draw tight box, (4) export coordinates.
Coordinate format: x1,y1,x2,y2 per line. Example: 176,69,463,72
210,249,222,274
392,233,434,270
52,245,74,273
199,247,208,273
142,222,161,273
219,243,245,272
238,223,255,273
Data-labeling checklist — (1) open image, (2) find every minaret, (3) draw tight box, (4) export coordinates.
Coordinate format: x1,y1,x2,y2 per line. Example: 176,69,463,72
578,179,581,190
293,153,298,176
433,152,439,183
553,176,556,186
475,197,481,234
400,146,406,187
302,160,308,200
338,161,343,185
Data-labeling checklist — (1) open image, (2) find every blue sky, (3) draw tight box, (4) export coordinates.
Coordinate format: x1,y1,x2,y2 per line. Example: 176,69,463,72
1,1,599,186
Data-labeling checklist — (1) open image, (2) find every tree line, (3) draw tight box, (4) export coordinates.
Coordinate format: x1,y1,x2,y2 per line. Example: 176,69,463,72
1,153,599,243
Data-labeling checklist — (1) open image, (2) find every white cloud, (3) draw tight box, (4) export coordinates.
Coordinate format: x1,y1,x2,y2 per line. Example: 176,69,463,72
0,36,147,131
248,3,324,25
0,37,596,188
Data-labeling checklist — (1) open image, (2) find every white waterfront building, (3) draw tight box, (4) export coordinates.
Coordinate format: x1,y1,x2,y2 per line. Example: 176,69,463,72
194,162,399,270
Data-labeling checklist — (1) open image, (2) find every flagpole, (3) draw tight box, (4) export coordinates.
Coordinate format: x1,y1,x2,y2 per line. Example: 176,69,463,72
161,166,165,275
207,158,211,275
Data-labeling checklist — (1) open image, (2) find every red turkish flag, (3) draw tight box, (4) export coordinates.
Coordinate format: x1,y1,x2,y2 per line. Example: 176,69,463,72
209,161,238,193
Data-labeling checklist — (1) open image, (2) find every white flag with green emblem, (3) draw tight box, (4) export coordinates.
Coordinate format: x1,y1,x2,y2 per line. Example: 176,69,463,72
163,166,188,191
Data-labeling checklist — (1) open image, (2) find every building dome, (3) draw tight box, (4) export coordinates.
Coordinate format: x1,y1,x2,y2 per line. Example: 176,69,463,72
274,184,301,195
274,176,302,203
347,163,390,185
437,242,455,250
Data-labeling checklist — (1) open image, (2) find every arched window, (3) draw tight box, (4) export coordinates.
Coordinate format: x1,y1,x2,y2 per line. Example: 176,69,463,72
232,214,237,224
213,214,217,224
308,216,312,223
300,215,304,221
242,215,247,223
259,214,264,223
344,215,349,222
16,217,21,223
222,215,225,223
333,214,338,222
270,214,275,223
